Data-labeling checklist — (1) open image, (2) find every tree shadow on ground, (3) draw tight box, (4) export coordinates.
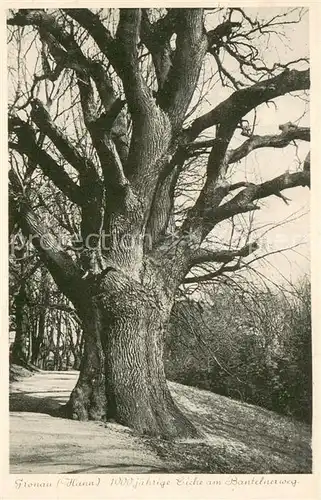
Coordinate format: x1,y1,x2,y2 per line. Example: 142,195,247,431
61,464,171,474
10,391,68,417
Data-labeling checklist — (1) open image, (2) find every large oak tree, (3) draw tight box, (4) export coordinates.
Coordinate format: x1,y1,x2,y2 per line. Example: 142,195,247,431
8,8,310,438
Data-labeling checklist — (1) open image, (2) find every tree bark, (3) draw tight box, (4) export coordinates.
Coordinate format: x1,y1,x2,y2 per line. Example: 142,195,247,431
31,311,45,366
65,270,200,439
65,300,107,421
11,283,30,366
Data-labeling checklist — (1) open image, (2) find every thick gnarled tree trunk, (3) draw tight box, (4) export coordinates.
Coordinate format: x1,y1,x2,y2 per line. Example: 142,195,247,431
65,269,199,439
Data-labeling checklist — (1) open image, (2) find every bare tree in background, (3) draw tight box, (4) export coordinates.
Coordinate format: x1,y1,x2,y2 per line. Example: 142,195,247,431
8,8,310,439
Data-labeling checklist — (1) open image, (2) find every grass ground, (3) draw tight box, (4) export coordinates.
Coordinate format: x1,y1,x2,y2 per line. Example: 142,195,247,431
9,365,311,474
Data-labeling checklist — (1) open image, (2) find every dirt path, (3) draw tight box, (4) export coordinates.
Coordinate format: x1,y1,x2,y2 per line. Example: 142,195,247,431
10,370,169,474
10,368,312,474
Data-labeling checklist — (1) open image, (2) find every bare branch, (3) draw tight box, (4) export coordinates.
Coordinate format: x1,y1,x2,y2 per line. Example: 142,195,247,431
9,169,82,301
227,124,310,164
63,9,117,69
190,241,259,267
157,9,208,130
186,68,310,140
30,98,95,175
184,263,241,284
209,170,310,226
140,9,175,91
9,116,83,206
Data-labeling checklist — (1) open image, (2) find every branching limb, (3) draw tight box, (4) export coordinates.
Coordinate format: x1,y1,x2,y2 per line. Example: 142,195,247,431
227,124,310,164
187,124,310,162
157,9,208,130
145,166,179,249
180,121,310,243
114,8,163,120
184,263,241,284
180,121,238,240
9,116,83,206
9,169,82,302
8,10,90,74
73,64,129,200
173,164,309,283
207,20,242,54
186,68,310,141
30,99,96,175
141,9,175,91
62,9,117,71
209,170,310,226
8,10,124,145
76,70,129,194
189,241,259,267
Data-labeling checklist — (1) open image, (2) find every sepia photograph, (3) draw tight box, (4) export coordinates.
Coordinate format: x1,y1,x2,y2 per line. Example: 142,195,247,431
7,5,313,481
